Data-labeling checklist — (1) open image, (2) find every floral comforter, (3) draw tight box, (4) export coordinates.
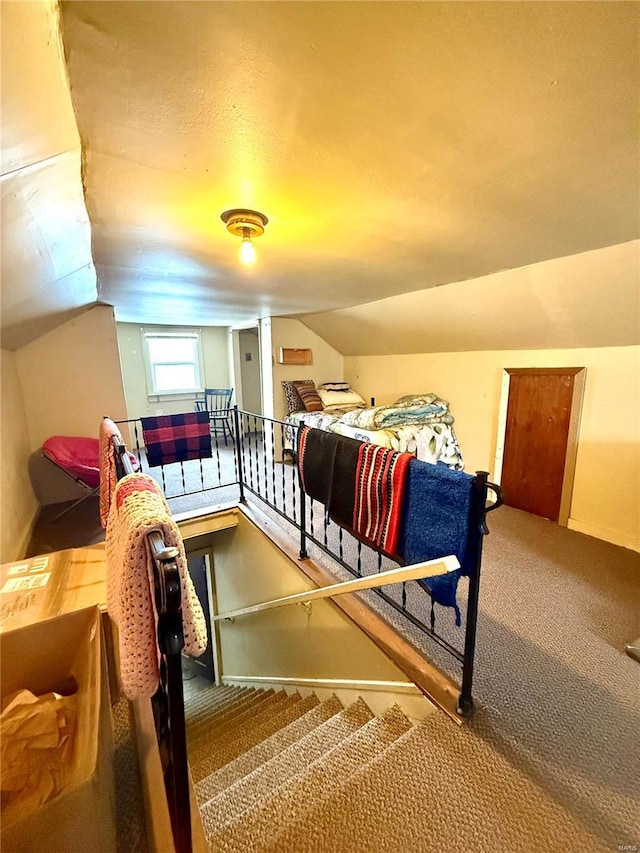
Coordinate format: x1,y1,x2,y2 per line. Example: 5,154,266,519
285,394,464,470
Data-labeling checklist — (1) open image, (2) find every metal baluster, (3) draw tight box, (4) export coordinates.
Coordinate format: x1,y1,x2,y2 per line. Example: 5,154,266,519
262,420,268,503
357,540,362,577
299,491,308,559
291,441,297,525
233,407,244,501
377,551,383,573
270,421,276,508
458,471,489,717
213,427,222,484
179,461,186,496
323,508,329,547
252,416,260,495
247,414,255,492
238,415,247,500
309,497,314,539
133,422,143,469
339,527,344,561
402,581,407,609
279,425,287,515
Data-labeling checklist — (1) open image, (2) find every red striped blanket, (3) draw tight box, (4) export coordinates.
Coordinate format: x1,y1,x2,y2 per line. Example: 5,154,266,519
297,426,413,556
353,443,413,554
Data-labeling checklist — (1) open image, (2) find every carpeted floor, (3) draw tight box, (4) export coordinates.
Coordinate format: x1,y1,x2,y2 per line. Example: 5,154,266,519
26,466,639,849
288,502,640,849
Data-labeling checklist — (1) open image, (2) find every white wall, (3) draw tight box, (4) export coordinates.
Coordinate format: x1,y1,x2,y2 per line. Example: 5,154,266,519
116,323,231,418
238,328,262,414
270,317,344,421
213,512,415,685
15,305,127,453
0,349,39,561
345,345,640,551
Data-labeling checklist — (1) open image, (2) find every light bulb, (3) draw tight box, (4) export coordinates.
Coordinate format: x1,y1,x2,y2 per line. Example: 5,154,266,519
240,236,255,265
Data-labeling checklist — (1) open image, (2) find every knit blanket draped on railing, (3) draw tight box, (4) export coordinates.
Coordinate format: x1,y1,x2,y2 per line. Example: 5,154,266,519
106,473,207,698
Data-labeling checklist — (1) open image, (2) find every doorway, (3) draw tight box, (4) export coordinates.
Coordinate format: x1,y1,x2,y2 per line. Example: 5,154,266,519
494,368,586,524
232,326,263,415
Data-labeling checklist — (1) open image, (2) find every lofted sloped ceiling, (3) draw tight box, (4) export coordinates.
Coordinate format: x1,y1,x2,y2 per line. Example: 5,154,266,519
55,0,639,340
0,0,98,351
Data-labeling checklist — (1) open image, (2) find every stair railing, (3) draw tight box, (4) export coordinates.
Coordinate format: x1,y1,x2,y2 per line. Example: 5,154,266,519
213,555,459,621
113,437,192,853
232,409,503,716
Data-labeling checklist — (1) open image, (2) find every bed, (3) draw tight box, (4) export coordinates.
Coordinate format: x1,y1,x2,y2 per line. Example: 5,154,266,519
282,380,464,469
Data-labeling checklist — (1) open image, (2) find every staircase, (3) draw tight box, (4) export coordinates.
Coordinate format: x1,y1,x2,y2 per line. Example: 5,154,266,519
185,682,608,853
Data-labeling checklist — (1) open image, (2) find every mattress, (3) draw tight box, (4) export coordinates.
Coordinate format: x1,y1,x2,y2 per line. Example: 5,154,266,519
284,407,464,469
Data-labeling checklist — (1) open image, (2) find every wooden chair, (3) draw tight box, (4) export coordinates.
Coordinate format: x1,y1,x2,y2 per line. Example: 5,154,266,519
194,388,234,445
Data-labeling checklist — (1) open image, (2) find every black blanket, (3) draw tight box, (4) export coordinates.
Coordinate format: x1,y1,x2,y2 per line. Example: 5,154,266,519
297,426,359,528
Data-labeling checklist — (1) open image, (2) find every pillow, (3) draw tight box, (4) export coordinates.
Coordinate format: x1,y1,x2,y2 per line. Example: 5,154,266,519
282,381,306,414
292,380,324,412
318,389,366,409
319,382,351,392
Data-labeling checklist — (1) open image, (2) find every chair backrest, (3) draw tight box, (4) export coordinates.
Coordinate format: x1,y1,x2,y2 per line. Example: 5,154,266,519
204,388,233,411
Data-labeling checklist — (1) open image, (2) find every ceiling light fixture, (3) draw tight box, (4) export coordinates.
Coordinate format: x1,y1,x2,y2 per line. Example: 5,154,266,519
221,208,269,265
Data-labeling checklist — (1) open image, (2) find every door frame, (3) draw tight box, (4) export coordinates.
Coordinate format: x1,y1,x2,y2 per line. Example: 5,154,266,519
493,367,586,527
230,322,263,413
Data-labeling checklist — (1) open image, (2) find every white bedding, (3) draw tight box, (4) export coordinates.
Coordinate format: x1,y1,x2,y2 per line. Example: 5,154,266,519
284,402,464,470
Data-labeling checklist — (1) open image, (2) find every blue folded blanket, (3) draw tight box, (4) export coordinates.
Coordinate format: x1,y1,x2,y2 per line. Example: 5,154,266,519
397,460,474,625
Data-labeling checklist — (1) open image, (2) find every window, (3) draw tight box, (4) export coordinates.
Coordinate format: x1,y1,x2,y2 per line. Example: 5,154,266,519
142,329,203,395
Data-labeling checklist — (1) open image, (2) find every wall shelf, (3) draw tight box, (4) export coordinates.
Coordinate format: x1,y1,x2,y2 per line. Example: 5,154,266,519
277,347,313,365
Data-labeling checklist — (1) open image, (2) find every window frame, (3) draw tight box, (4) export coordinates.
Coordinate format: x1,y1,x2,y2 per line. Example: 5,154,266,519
141,327,205,397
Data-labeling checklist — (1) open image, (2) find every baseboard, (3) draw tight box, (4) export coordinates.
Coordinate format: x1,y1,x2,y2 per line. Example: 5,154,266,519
221,675,437,723
567,518,639,552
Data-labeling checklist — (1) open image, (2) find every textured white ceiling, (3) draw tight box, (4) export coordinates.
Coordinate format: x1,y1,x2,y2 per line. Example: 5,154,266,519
1,0,97,351
2,2,638,353
57,1,639,331
301,240,640,356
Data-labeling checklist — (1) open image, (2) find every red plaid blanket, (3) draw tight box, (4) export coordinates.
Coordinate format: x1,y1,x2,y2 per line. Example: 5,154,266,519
141,411,212,467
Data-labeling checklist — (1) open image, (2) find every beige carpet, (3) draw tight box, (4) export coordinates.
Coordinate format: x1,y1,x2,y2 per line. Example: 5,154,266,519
182,498,639,851
184,682,611,852
29,459,638,849
272,501,640,849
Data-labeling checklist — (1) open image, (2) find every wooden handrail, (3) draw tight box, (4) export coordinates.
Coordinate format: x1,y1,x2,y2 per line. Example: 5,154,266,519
214,555,460,621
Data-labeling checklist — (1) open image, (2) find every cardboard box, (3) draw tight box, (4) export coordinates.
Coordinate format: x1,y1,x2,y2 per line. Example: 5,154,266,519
1,607,117,852
0,546,108,634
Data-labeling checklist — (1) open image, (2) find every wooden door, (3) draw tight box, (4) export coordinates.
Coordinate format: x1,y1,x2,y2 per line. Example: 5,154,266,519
501,368,582,522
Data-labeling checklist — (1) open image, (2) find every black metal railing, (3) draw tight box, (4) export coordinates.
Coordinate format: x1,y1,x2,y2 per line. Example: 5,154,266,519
116,416,239,501
110,405,500,850
233,409,502,716
113,438,192,853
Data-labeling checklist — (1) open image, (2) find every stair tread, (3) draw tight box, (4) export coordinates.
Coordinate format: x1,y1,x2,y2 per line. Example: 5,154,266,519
263,711,610,853
188,689,281,745
195,694,338,805
190,692,295,777
187,689,274,738
185,686,254,725
190,693,305,783
205,704,413,850
199,697,374,821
